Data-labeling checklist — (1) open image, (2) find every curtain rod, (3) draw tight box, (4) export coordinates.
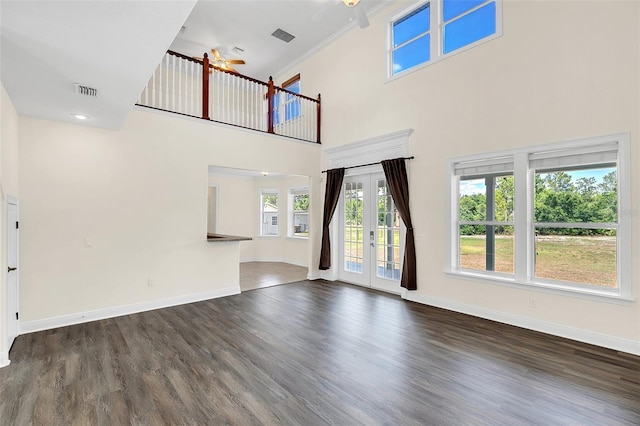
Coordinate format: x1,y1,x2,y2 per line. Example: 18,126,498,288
321,156,414,174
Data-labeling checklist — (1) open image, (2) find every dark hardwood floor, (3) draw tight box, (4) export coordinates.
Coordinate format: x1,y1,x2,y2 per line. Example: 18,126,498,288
1,280,639,425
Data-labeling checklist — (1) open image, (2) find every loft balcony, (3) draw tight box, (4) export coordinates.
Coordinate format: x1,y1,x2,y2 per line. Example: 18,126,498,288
136,51,321,144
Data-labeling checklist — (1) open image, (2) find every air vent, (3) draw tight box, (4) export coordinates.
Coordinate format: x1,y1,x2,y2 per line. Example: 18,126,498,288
271,28,296,43
74,83,98,97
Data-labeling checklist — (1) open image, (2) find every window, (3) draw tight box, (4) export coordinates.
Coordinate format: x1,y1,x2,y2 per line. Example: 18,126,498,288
274,74,301,125
449,134,630,299
458,173,514,274
391,3,431,75
288,188,309,238
260,189,279,236
390,0,501,77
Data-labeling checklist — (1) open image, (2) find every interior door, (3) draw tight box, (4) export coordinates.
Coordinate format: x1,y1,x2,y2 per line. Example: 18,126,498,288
6,198,19,350
340,172,402,294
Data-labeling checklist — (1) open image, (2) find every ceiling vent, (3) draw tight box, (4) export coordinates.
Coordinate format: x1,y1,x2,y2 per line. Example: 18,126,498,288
271,28,295,43
74,83,98,97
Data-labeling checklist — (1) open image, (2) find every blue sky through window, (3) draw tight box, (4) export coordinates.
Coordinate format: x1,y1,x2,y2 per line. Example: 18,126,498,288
391,0,497,75
443,2,496,54
460,168,616,197
393,4,430,47
443,0,487,21
393,35,430,74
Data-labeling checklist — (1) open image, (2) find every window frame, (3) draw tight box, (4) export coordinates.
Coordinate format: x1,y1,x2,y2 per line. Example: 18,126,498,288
274,73,301,125
288,187,310,239
447,133,632,301
387,0,503,80
259,188,280,237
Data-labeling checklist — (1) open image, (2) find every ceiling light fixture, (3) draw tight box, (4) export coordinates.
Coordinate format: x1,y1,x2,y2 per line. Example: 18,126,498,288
71,113,89,120
343,0,360,7
262,172,269,176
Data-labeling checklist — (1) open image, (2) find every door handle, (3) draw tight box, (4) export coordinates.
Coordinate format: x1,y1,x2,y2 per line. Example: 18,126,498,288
370,242,375,247
8,267,17,272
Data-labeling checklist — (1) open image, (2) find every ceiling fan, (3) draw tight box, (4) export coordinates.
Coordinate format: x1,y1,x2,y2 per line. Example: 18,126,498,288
196,48,245,73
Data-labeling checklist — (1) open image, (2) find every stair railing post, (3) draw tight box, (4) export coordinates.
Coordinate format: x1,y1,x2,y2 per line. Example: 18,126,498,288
316,93,321,144
202,53,210,120
267,76,275,134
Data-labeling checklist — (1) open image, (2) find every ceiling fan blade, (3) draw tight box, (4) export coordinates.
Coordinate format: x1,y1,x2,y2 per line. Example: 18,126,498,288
211,49,223,61
353,5,369,29
226,65,238,73
226,59,245,65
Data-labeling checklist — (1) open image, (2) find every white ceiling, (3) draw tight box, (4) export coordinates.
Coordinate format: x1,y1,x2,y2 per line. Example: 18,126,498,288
0,1,197,129
171,0,388,81
1,0,388,130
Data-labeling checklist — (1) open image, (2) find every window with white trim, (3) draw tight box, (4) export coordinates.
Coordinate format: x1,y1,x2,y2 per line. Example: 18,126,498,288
274,74,301,125
288,188,309,238
390,0,501,77
260,189,279,236
449,134,630,299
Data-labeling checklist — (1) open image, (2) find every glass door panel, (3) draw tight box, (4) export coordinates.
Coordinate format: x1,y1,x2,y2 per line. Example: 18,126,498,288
340,173,401,293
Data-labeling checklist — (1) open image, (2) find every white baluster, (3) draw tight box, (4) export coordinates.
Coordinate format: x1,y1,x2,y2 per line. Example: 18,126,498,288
171,55,176,112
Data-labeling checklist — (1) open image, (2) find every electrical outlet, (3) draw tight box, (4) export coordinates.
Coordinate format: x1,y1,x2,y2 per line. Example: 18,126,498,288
147,278,155,287
529,298,537,309
84,238,93,248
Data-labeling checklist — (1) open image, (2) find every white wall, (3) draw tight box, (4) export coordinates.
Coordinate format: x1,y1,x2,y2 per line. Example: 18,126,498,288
208,172,256,260
276,0,640,352
18,109,320,326
209,172,311,267
0,81,20,366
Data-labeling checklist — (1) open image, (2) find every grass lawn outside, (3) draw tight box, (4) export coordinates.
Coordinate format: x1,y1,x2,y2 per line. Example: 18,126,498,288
459,235,616,287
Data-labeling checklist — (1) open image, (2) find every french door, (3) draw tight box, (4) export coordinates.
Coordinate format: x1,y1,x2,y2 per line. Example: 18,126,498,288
340,172,402,294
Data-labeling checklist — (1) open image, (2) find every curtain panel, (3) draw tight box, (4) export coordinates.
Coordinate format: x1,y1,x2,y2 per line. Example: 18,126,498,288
319,168,345,270
381,159,417,290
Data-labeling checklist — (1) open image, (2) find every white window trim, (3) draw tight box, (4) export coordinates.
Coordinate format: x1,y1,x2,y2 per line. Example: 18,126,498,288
288,187,309,239
259,188,280,237
446,132,632,302
386,0,503,82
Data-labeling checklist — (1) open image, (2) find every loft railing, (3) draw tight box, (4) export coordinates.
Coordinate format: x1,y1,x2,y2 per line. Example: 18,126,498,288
137,50,321,144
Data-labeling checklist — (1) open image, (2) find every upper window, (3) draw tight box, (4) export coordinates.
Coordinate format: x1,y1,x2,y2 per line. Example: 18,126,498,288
449,134,630,299
288,188,309,238
274,74,301,125
260,189,279,236
390,0,500,77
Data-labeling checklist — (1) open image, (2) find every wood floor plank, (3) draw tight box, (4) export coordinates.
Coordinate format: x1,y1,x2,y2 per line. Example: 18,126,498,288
1,280,639,425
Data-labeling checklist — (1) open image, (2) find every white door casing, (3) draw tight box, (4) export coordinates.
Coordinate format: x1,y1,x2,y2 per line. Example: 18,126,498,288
6,196,19,351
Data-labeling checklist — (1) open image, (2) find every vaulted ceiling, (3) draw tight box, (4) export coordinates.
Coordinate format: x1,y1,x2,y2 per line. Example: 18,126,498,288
1,0,389,130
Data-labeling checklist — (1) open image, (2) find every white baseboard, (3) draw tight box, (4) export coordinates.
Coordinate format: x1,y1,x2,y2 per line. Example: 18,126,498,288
405,292,640,356
19,286,240,335
0,351,9,368
307,272,322,280
240,257,308,268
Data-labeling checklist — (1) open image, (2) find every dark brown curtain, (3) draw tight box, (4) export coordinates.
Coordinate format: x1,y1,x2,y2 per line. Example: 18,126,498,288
319,168,345,270
382,158,416,290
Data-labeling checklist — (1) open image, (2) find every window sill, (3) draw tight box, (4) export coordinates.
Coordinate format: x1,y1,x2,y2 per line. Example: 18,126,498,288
286,236,309,240
444,269,634,305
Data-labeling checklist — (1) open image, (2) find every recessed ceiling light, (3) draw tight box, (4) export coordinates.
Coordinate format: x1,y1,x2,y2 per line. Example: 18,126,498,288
71,113,89,120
